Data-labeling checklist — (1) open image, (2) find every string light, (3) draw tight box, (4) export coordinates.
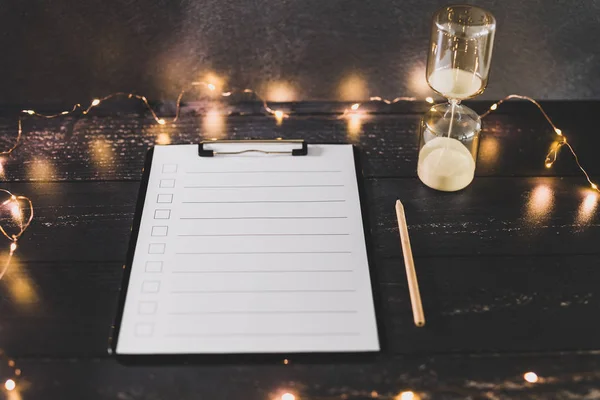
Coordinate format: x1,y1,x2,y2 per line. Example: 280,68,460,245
524,371,539,383
274,110,286,125
0,190,32,281
481,94,599,193
4,379,15,391
0,350,20,394
396,391,417,400
5,87,598,195
0,87,595,291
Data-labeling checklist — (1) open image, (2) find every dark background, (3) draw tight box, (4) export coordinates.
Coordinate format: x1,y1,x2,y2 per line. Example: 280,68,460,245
2,0,600,105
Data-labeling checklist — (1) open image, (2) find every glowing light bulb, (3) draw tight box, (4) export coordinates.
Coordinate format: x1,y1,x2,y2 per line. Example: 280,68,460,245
274,110,285,124
23,110,35,115
490,104,498,111
351,103,360,111
545,162,552,168
207,83,216,91
592,183,598,190
4,379,15,391
397,391,415,400
222,92,232,97
91,99,100,106
10,203,21,219
281,393,295,400
524,372,538,383
61,111,69,115
157,119,166,125
425,97,434,104
10,243,17,252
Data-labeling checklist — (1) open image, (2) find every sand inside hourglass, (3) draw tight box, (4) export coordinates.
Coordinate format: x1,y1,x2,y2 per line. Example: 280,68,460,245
417,136,476,192
428,68,483,99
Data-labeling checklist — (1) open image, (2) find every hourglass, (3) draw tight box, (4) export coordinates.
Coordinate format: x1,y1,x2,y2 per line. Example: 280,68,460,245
417,5,496,192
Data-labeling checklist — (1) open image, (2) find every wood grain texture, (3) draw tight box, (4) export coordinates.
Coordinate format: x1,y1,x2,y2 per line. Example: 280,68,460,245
3,176,597,263
2,255,600,357
0,101,598,181
11,353,600,400
0,104,598,399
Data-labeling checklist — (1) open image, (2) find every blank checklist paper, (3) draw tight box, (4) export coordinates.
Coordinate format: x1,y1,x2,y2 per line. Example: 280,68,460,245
115,143,380,356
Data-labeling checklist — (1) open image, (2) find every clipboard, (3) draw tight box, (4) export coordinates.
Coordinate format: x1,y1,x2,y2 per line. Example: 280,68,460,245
109,140,383,364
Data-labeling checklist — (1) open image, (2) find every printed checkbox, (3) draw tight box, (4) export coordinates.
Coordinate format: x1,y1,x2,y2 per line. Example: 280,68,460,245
148,243,166,254
145,261,163,273
154,209,171,219
162,164,178,173
157,194,173,203
142,281,160,293
151,226,168,237
135,323,154,337
160,179,176,188
138,302,158,315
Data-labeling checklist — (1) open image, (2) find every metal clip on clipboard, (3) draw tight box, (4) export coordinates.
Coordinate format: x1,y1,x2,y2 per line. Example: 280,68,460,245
198,139,308,157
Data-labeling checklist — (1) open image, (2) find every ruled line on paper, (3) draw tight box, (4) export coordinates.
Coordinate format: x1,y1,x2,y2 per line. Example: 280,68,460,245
168,310,358,315
179,216,349,220
176,233,350,237
170,270,353,274
170,289,357,294
183,185,345,189
181,200,346,204
186,170,343,174
174,251,352,255
164,332,361,338
117,145,381,354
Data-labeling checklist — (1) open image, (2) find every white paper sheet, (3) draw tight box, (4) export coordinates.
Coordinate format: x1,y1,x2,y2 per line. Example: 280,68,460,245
115,143,380,355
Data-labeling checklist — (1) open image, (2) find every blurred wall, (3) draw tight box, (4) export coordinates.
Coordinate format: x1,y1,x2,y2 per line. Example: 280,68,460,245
2,0,599,104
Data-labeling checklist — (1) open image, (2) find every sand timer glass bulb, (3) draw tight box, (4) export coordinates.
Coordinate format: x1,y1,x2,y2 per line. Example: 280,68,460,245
417,5,496,192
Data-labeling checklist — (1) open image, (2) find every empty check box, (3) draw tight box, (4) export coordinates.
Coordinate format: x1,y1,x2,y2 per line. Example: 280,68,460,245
162,164,178,173
151,226,168,237
145,261,163,273
135,323,154,337
157,194,173,203
160,179,176,188
138,302,158,315
148,243,166,254
142,281,160,293
154,209,171,219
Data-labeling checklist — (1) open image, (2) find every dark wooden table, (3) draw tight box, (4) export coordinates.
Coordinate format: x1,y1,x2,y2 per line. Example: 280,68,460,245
0,100,599,399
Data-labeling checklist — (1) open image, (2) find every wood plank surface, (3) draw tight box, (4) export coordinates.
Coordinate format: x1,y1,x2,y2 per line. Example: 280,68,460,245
2,177,597,263
0,103,598,399
0,101,597,182
2,255,600,357
10,353,600,400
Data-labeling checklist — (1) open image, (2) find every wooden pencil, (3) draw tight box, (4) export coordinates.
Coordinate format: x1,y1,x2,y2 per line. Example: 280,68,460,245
395,200,426,327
